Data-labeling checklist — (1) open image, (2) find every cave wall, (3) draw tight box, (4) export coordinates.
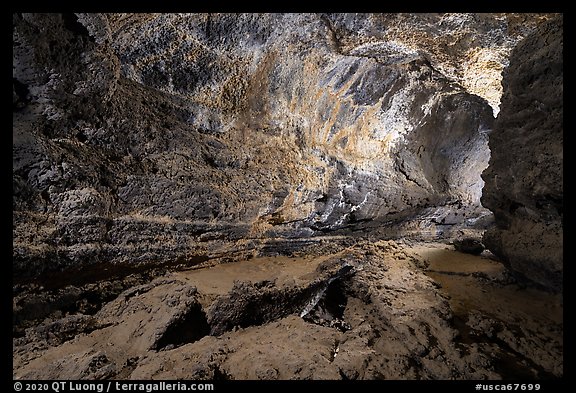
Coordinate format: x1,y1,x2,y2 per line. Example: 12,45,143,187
13,13,549,278
481,16,563,291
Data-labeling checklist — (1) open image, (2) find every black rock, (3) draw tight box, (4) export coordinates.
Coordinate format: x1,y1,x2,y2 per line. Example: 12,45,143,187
453,238,485,255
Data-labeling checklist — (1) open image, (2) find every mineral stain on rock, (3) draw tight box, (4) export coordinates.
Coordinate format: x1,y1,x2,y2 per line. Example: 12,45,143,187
13,13,562,380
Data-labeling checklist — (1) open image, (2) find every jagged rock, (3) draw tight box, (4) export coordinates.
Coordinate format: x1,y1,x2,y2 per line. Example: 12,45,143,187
481,16,563,291
13,241,562,380
13,13,551,278
453,238,485,255
12,13,562,381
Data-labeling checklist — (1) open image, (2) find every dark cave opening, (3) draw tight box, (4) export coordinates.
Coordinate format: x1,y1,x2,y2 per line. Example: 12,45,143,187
12,78,29,110
154,303,211,350
302,278,351,332
61,13,92,40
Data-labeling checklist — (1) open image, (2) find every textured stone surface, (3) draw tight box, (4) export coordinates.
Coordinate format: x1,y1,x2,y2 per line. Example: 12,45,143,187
481,16,563,291
13,241,562,379
316,13,553,115
13,13,552,280
453,238,484,255
13,13,562,380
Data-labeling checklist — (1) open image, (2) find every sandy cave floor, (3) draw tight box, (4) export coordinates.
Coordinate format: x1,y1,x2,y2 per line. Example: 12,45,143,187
13,240,562,380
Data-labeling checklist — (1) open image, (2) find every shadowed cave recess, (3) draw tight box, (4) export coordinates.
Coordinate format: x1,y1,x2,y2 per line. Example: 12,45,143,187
13,13,563,380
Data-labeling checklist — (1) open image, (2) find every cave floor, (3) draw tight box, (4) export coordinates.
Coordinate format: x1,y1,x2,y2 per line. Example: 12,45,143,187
415,243,562,329
13,240,562,380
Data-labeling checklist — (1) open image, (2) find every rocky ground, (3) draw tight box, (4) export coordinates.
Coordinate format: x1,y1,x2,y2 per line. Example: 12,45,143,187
13,240,562,380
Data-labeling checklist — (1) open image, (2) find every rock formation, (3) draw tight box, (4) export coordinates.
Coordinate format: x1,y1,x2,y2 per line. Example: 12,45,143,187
481,16,563,291
13,13,547,279
14,241,563,380
13,13,562,380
